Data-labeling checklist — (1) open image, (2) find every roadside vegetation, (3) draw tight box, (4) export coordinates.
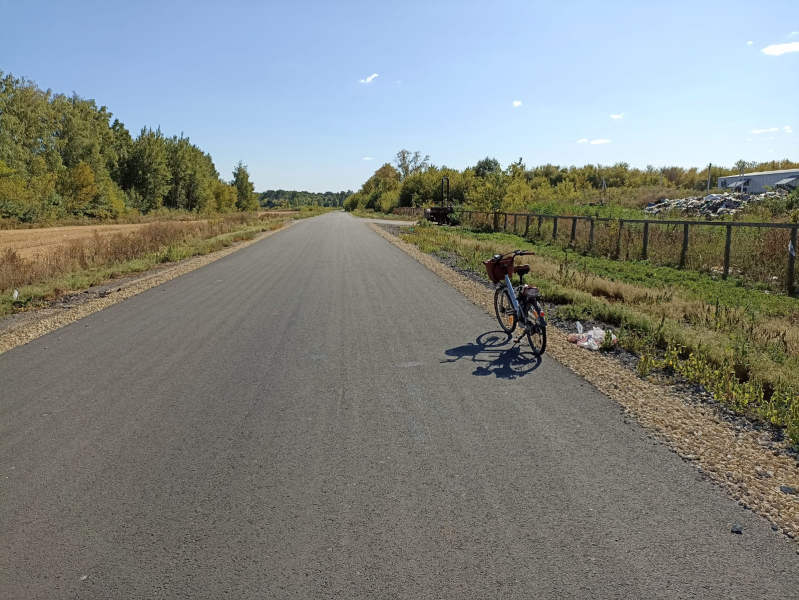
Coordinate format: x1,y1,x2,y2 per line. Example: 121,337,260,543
349,208,416,221
399,221,799,446
344,149,799,219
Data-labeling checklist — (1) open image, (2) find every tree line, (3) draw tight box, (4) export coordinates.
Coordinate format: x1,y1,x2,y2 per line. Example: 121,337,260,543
0,71,259,222
344,150,799,214
259,189,351,209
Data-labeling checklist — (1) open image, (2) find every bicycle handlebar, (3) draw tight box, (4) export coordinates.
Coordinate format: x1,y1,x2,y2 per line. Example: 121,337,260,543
491,249,535,260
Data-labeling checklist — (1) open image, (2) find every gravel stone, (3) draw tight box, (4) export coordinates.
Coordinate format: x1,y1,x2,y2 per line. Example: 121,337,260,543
731,524,743,534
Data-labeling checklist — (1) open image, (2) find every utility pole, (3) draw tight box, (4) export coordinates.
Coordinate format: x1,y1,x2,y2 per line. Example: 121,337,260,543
706,163,712,194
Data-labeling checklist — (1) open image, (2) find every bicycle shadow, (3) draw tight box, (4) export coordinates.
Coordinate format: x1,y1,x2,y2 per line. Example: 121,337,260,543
442,331,542,380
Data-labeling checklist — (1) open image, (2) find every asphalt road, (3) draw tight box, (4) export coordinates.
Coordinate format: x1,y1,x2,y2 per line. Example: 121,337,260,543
1,212,796,598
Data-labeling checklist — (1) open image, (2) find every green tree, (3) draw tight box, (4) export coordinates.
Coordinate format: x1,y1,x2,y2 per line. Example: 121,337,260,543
394,149,430,181
126,127,171,212
232,161,258,211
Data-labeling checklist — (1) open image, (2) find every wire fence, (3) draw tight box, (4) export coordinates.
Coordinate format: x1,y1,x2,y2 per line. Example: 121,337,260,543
457,211,799,295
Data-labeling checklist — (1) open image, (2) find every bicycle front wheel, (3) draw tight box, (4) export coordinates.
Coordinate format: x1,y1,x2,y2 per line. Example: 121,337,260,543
494,287,517,333
524,300,547,356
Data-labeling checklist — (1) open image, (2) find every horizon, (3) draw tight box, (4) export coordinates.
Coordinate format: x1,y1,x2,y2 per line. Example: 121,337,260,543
3,0,797,193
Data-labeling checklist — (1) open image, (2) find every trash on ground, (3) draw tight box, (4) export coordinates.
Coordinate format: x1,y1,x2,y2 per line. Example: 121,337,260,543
567,325,617,351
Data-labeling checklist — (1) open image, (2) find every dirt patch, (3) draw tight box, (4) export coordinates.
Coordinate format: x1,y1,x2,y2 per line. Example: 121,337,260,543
0,221,294,355
368,222,799,547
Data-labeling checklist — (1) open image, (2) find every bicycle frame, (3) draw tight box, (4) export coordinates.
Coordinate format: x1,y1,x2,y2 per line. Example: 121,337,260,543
503,274,521,317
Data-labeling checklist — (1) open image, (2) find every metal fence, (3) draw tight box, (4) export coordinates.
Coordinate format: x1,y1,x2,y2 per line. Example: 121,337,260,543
457,210,799,295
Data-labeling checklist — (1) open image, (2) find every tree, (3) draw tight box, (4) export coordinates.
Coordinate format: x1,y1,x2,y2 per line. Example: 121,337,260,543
474,156,501,178
125,127,171,212
394,149,430,181
232,161,258,211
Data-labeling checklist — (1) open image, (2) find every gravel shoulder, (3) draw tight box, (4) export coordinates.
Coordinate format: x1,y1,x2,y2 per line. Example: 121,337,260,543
370,222,799,547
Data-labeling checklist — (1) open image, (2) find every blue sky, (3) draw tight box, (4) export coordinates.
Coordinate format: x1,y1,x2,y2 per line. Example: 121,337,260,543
2,0,797,192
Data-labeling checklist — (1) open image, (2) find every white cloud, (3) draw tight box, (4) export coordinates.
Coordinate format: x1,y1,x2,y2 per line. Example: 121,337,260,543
610,113,625,119
577,138,588,144
590,139,611,145
746,138,753,141
512,100,522,108
358,73,379,84
784,126,793,133
747,41,753,45
792,32,799,36
752,127,779,134
363,157,373,161
761,42,799,55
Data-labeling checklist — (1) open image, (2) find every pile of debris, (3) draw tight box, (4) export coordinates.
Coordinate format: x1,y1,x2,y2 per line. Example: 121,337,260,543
644,190,788,218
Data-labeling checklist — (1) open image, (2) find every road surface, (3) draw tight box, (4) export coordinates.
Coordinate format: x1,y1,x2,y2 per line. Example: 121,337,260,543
1,212,796,598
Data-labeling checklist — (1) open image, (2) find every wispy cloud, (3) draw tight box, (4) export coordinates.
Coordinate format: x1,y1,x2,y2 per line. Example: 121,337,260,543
747,41,753,45
358,73,379,84
746,138,753,142
363,157,373,161
590,139,611,145
752,127,779,134
577,138,588,144
792,32,799,36
610,113,625,119
784,126,793,134
512,100,522,108
761,42,799,55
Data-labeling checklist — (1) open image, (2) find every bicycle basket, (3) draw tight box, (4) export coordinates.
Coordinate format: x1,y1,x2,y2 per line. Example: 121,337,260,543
483,257,514,284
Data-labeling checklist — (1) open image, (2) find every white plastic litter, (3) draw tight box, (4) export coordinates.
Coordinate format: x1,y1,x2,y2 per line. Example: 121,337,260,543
12,290,19,301
575,321,583,334
569,326,617,351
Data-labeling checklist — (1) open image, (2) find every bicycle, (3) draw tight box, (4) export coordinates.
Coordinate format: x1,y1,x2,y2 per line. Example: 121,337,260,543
484,250,547,356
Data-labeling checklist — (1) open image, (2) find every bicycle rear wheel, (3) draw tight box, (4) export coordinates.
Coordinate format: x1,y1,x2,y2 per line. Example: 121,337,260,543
524,300,547,356
494,287,517,333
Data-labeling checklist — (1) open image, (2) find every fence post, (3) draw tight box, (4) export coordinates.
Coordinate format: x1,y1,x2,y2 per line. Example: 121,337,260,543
525,215,530,237
680,223,689,268
642,222,650,260
723,225,732,279
570,218,577,245
589,218,595,250
513,214,518,233
537,216,543,237
788,227,797,296
552,217,558,241
615,220,624,258
503,213,508,231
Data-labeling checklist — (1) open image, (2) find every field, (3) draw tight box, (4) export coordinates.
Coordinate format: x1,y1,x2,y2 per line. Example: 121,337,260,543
399,221,799,446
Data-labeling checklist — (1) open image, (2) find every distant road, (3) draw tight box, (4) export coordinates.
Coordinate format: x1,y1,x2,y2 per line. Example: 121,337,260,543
1,212,796,598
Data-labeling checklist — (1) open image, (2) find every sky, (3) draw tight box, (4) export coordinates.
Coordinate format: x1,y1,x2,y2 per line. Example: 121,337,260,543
2,0,797,192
